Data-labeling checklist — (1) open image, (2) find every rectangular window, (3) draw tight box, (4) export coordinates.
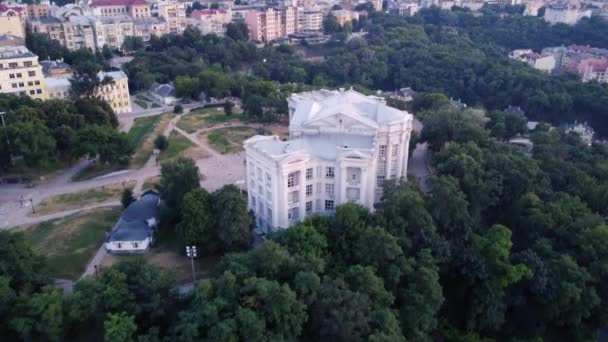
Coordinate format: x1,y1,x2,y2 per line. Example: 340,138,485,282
325,200,334,211
251,195,257,209
16,73,22,78
289,191,299,204
258,185,263,194
325,183,334,197
18,83,24,87
36,89,42,94
9,74,14,79
306,184,313,196
325,166,334,179
27,81,33,86
266,173,271,185
28,71,36,77
24,61,32,67
11,83,17,88
287,171,299,188
306,201,312,213
29,90,35,95
306,168,313,179
8,62,17,68
392,144,399,157
379,145,387,160
316,199,321,210
267,208,272,220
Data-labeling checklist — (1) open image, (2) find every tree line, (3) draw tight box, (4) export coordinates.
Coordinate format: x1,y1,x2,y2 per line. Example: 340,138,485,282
0,95,132,172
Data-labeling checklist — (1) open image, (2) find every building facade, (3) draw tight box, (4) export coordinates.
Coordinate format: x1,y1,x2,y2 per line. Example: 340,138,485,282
157,2,187,34
244,89,414,232
92,0,151,18
0,4,26,38
245,7,297,42
97,71,132,114
0,45,46,100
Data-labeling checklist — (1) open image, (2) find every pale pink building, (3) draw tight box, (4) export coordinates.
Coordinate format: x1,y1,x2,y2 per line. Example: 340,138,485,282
191,9,232,24
578,58,608,83
244,7,296,43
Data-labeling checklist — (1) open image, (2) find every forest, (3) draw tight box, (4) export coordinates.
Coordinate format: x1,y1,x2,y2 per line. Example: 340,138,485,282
2,93,607,341
122,9,608,135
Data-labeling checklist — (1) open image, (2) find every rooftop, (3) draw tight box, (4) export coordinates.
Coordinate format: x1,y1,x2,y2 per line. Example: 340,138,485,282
247,134,375,160
98,70,128,81
44,76,71,88
108,191,160,242
290,88,410,128
92,0,148,6
0,45,36,61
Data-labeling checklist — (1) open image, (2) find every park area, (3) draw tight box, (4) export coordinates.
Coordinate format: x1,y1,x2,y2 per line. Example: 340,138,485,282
202,126,262,154
176,106,247,133
18,206,122,280
32,181,134,216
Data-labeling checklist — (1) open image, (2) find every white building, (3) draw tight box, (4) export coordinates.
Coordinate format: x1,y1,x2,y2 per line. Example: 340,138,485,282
244,89,414,232
543,0,591,25
105,190,160,254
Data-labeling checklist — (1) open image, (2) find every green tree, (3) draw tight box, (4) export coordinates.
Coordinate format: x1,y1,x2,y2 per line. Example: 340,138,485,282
121,188,135,208
226,22,249,41
212,185,253,251
121,36,145,53
323,14,341,34
223,100,233,115
177,188,217,252
154,135,168,151
159,157,200,211
104,312,136,342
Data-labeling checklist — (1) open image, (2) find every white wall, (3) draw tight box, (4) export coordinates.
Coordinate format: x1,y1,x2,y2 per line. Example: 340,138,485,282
105,237,151,253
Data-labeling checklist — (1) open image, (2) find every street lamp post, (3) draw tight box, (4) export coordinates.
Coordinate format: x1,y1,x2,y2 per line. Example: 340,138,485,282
29,198,35,214
185,246,197,285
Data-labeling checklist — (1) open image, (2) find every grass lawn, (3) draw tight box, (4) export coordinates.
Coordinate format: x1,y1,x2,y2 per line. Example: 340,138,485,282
136,95,152,102
159,131,205,162
151,103,161,108
141,175,160,191
19,206,122,280
205,126,260,154
34,181,135,216
177,107,248,133
134,100,148,109
130,113,175,168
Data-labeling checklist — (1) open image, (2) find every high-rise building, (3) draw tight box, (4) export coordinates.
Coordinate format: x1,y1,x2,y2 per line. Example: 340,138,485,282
244,89,414,232
158,2,187,34
244,7,296,42
0,45,46,100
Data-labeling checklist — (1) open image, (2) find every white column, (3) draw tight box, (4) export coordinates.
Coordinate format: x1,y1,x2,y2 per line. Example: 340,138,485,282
396,131,406,178
360,167,368,206
298,168,306,223
339,165,347,205
402,131,411,177
278,170,289,228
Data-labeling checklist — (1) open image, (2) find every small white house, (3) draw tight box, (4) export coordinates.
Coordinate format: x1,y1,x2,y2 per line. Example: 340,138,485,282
148,82,178,105
105,190,160,254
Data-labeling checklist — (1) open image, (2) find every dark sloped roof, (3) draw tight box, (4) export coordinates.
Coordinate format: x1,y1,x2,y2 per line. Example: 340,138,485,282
108,191,159,242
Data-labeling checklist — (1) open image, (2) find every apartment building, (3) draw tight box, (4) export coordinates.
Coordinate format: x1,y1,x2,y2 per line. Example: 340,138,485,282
331,9,360,26
92,0,151,18
27,4,50,19
97,71,132,113
578,58,608,83
297,7,323,32
244,89,413,232
0,4,26,38
245,7,297,42
543,0,591,25
158,2,187,34
0,45,46,100
190,9,232,24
